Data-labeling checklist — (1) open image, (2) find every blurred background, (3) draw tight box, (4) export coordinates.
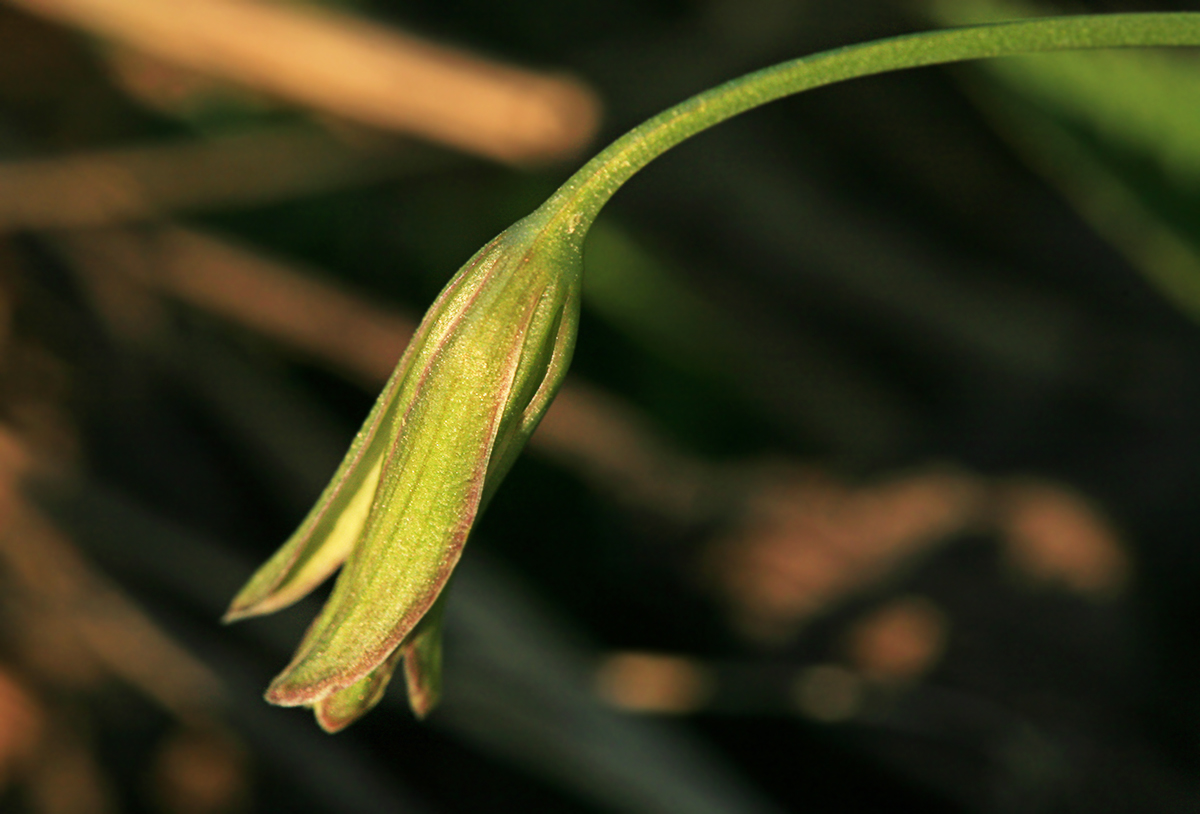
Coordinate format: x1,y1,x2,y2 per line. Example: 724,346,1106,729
1,0,1200,811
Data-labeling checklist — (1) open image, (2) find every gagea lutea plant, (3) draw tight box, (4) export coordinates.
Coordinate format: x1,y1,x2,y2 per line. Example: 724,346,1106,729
223,13,1200,732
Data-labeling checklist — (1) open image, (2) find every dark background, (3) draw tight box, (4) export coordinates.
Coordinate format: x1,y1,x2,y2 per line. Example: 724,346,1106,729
2,0,1200,811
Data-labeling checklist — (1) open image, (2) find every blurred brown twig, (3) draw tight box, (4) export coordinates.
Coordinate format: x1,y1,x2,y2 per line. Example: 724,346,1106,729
5,0,601,163
0,428,224,718
0,125,449,231
0,249,245,809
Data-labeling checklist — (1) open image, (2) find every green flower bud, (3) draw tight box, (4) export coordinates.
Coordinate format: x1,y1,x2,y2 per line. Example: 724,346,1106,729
223,204,583,731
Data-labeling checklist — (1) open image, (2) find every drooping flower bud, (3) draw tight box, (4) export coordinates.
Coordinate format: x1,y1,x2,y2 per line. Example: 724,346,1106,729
223,203,583,731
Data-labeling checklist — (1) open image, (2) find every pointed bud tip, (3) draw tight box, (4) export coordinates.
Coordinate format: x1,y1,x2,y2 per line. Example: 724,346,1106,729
220,603,255,624
408,693,437,720
264,677,321,708
313,703,356,734
222,591,290,623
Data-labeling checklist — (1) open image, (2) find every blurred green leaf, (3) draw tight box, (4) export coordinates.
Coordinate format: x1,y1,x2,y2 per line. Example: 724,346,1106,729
583,219,742,377
928,0,1200,319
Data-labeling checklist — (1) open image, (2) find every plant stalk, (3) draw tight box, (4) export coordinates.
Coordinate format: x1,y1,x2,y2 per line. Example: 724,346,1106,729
542,12,1200,235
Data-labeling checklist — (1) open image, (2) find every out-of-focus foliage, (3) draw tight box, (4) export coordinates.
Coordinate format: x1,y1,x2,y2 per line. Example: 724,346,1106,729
930,0,1200,321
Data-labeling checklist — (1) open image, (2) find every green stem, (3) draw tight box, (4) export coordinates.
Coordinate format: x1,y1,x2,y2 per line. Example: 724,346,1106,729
543,12,1200,234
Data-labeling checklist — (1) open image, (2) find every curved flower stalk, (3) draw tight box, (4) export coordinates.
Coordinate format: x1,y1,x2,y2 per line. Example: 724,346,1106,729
226,12,1200,731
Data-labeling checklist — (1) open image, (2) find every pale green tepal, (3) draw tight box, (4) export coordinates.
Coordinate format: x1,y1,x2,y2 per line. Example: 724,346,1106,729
224,12,1200,732
223,203,583,732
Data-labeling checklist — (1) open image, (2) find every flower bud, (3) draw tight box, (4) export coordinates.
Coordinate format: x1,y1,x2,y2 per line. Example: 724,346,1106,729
224,205,583,731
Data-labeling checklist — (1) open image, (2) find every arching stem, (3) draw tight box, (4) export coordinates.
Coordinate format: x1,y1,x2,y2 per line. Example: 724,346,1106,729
540,12,1200,236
